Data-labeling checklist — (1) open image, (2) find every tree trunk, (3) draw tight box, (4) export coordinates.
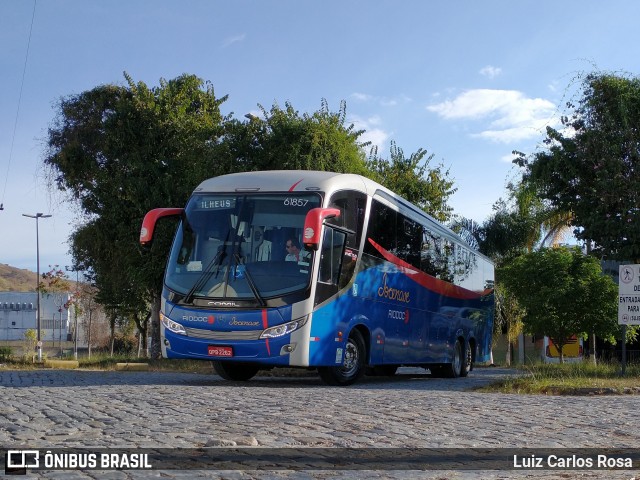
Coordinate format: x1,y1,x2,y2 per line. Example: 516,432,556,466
150,292,162,359
109,313,116,357
141,312,149,358
87,310,93,359
590,332,597,365
132,312,149,358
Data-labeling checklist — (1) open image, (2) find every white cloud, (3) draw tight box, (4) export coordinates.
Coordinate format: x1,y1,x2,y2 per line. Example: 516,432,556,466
349,114,390,152
500,153,517,163
427,89,558,143
479,65,502,79
349,92,411,107
351,92,373,102
221,33,246,48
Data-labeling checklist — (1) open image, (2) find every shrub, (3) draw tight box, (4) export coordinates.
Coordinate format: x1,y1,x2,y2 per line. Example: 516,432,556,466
111,335,138,355
0,346,13,361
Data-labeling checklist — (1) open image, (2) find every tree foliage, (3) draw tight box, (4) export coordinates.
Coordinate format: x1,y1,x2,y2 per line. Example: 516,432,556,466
44,74,460,356
501,246,618,361
220,99,370,175
479,179,573,265
45,73,229,356
367,141,456,222
39,265,72,295
516,72,640,261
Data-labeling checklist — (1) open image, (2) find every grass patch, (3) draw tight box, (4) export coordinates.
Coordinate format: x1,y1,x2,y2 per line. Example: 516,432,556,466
78,355,212,373
477,361,640,395
0,354,213,373
0,358,40,369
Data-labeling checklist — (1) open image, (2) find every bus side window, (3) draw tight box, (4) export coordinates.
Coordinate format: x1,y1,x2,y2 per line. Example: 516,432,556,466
319,227,346,285
327,190,366,249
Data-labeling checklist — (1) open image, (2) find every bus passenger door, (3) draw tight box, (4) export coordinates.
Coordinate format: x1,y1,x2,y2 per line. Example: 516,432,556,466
315,227,347,304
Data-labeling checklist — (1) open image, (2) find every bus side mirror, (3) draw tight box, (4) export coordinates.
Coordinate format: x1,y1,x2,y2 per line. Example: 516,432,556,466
303,208,341,250
140,208,183,246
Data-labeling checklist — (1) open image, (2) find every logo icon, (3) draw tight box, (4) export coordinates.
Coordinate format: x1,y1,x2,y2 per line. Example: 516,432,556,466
6,450,39,474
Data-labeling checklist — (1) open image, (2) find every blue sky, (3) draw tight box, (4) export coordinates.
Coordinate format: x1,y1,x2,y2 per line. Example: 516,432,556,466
2,0,640,272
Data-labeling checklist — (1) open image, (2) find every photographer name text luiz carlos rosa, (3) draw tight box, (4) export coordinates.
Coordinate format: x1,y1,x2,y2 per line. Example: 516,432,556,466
513,454,633,469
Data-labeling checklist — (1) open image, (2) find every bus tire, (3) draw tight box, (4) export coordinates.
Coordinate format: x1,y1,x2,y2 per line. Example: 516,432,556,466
212,361,259,381
460,340,472,377
318,329,366,386
441,339,464,378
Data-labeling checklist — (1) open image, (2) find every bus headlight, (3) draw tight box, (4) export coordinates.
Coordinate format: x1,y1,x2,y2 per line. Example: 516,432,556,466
160,312,186,335
260,316,309,339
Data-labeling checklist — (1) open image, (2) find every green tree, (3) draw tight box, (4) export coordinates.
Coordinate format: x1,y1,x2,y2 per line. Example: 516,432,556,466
225,103,457,221
367,141,456,222
220,99,370,174
45,74,460,360
516,72,640,261
45,73,228,358
501,246,618,362
479,178,573,264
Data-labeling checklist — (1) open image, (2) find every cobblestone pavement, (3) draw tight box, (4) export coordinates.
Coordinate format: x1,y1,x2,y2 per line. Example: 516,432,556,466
1,367,638,479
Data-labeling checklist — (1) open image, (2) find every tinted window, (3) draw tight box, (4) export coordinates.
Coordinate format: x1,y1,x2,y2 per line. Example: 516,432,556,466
363,200,395,259
327,190,366,249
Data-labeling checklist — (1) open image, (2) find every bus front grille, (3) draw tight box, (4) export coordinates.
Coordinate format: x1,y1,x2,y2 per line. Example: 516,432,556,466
184,326,262,340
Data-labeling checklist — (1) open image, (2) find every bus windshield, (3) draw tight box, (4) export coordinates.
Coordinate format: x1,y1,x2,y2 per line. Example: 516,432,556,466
165,193,322,302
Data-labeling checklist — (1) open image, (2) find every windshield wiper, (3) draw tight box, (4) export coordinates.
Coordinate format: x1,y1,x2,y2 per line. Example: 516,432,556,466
234,253,266,307
182,249,226,304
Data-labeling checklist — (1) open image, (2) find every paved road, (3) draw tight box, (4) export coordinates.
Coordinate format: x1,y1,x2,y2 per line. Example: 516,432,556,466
1,367,638,479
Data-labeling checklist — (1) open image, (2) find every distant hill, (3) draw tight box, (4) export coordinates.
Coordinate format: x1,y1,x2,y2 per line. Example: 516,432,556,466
0,264,38,292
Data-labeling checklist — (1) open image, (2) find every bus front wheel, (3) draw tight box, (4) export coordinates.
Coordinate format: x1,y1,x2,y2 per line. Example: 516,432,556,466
318,329,366,386
212,361,260,381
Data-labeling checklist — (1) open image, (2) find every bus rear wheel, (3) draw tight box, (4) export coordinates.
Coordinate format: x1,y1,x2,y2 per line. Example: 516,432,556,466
441,339,464,378
318,329,366,386
212,361,260,381
460,340,472,377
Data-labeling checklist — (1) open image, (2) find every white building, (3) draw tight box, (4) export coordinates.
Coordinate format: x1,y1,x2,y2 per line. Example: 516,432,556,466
0,291,71,343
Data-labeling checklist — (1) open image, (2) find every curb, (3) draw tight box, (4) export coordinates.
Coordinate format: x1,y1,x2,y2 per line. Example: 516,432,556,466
44,360,79,369
115,362,149,371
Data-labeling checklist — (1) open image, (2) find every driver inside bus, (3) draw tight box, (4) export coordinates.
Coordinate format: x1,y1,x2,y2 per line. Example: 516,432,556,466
285,238,309,262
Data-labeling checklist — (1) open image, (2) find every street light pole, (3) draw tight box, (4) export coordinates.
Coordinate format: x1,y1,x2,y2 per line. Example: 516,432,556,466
22,212,52,362
66,266,80,360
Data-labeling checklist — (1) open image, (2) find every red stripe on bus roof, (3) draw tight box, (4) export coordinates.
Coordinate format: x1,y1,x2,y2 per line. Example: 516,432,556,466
288,179,304,191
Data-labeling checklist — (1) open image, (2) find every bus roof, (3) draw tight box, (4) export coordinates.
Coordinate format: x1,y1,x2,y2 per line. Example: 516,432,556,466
194,170,480,252
195,170,373,195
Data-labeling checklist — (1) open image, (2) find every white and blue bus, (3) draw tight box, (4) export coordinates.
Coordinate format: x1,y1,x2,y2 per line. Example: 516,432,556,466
140,170,494,385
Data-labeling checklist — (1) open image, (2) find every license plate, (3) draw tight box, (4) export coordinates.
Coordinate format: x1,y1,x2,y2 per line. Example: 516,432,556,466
208,345,233,357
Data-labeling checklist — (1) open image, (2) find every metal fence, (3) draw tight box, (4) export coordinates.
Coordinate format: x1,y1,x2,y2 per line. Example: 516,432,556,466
597,349,640,364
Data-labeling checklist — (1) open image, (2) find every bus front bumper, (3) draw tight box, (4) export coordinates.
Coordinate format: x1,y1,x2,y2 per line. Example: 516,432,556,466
161,327,295,366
